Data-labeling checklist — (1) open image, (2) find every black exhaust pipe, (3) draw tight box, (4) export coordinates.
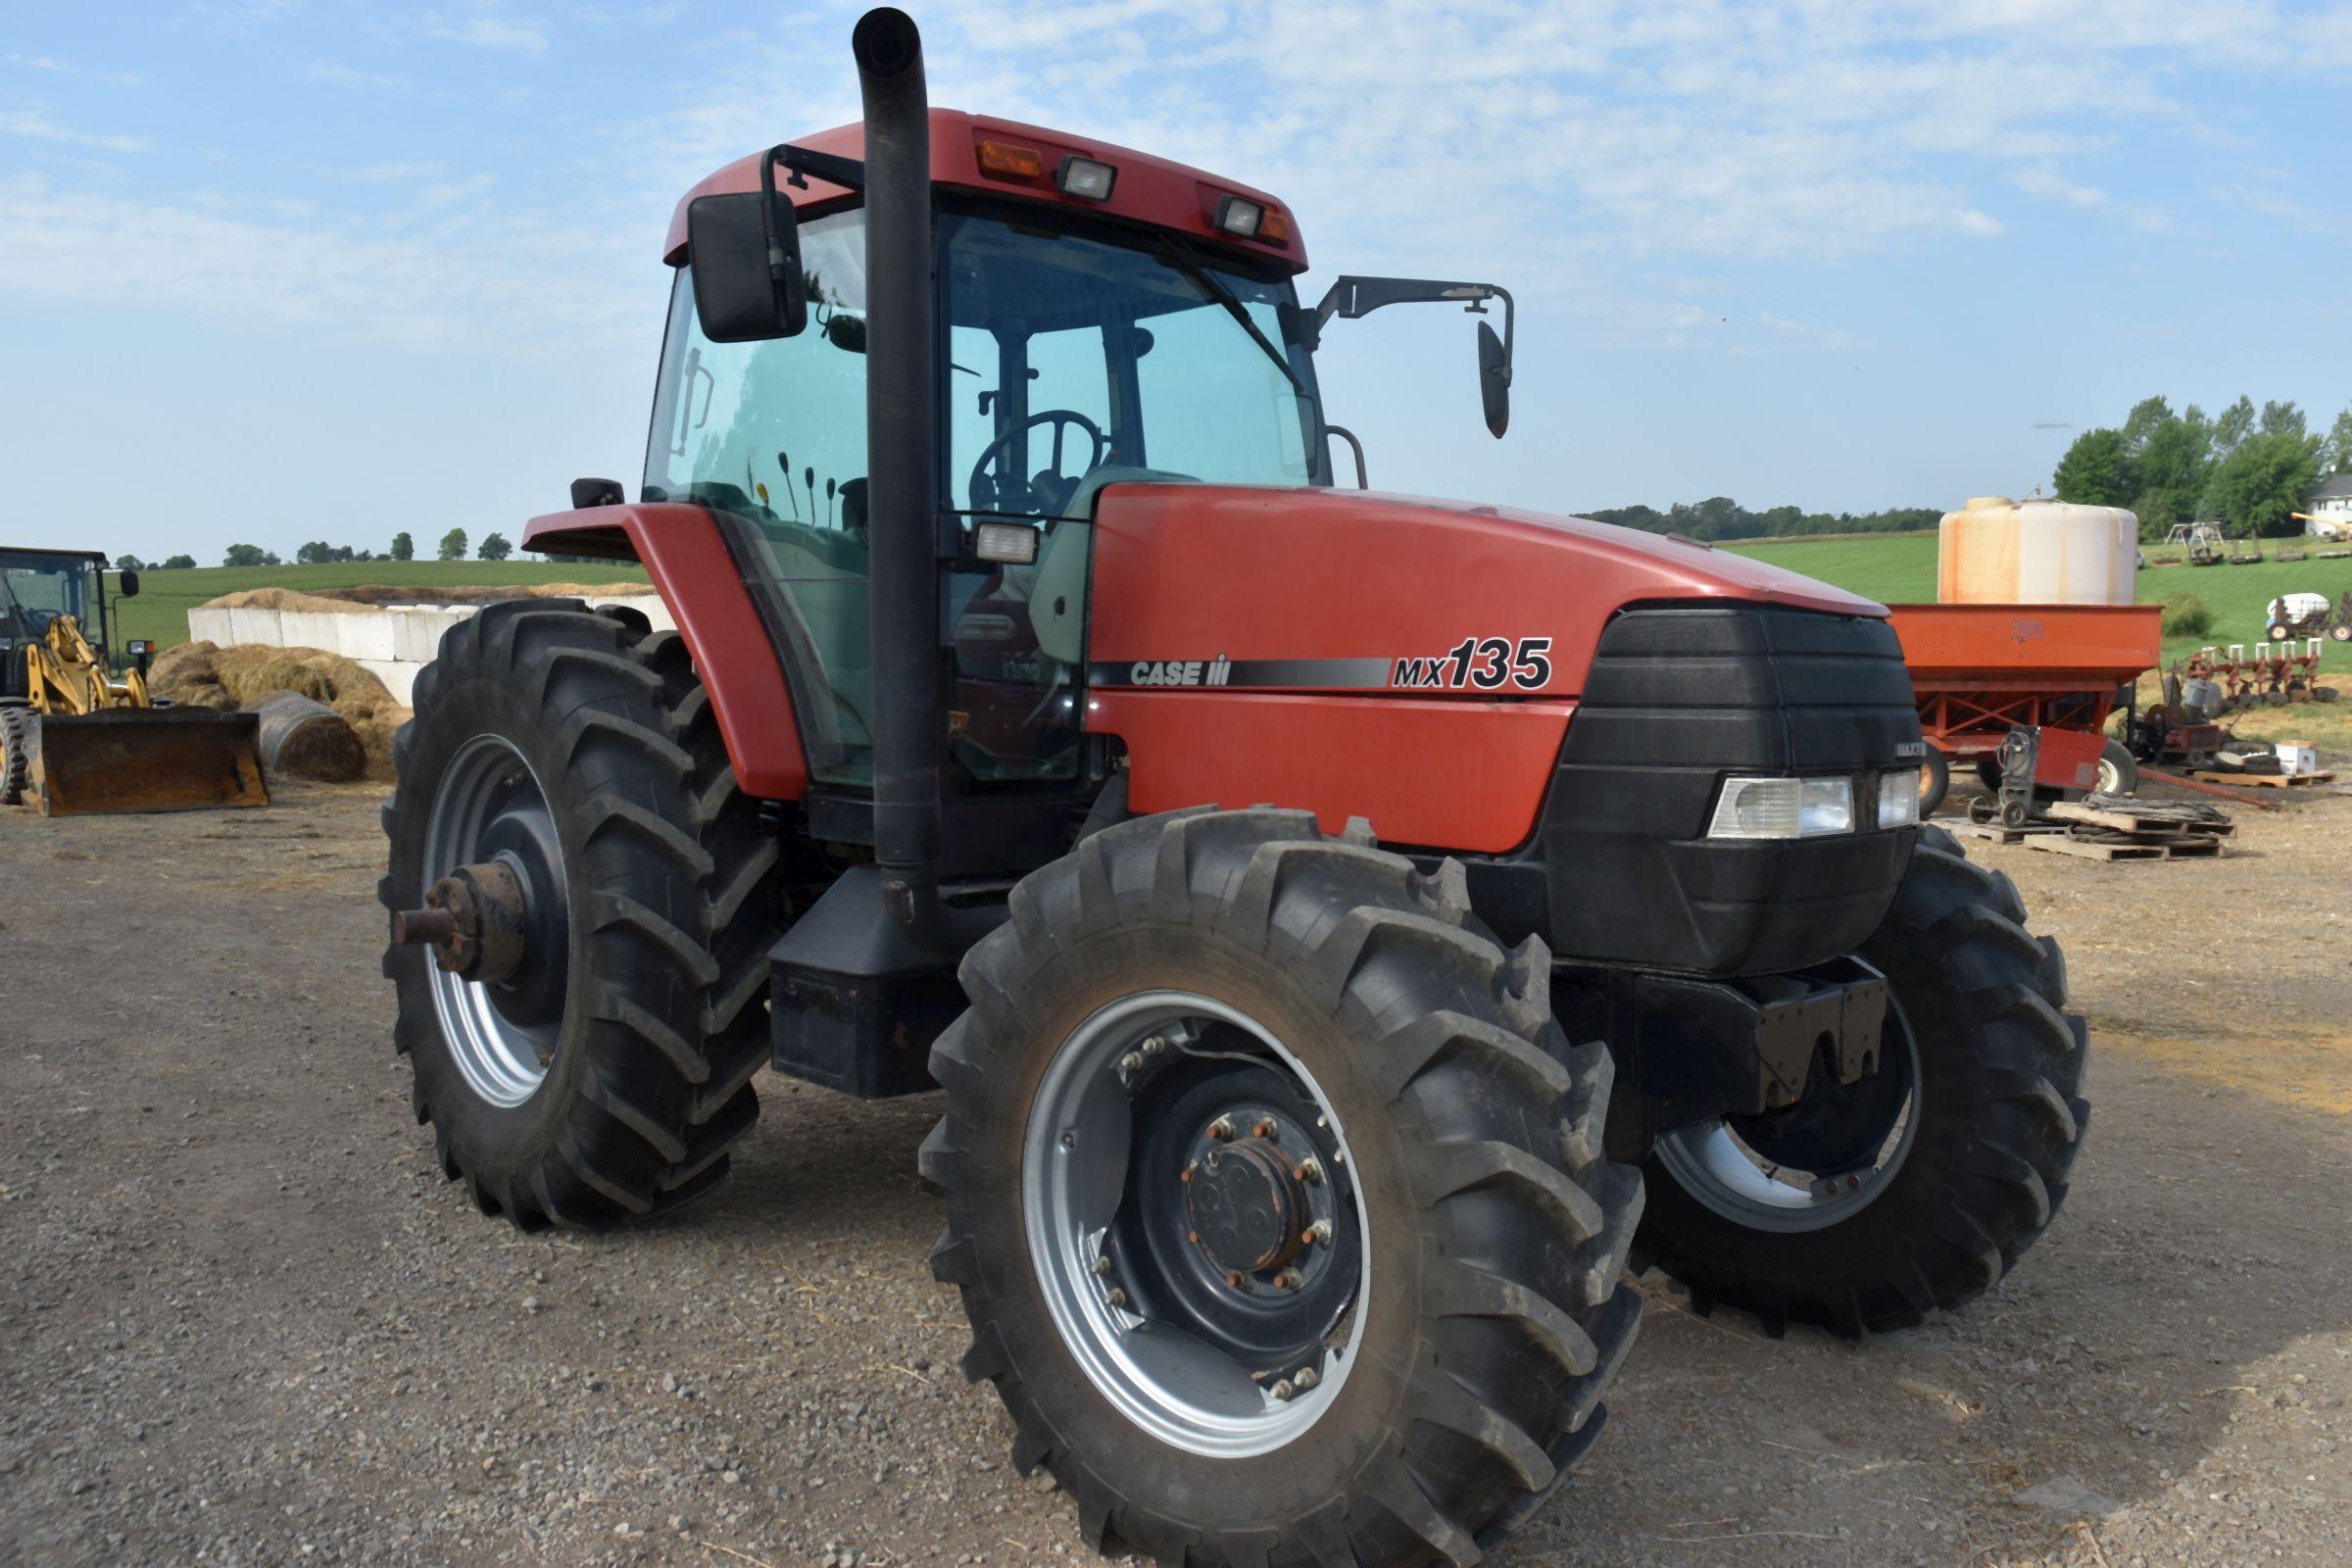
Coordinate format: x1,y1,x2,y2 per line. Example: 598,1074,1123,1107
853,7,941,945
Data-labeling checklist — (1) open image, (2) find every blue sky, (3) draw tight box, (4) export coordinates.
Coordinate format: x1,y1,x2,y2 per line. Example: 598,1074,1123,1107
3,1,2348,564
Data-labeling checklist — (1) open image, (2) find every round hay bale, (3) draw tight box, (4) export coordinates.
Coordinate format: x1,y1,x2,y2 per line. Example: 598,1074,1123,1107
254,691,367,782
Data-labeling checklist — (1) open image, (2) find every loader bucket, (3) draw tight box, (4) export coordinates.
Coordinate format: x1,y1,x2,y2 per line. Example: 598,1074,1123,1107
28,710,270,817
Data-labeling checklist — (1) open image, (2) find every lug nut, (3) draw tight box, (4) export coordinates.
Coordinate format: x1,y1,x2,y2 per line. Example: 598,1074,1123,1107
1119,1051,1145,1073
1301,1219,1333,1248
1226,1272,1250,1292
1270,1380,1296,1402
1142,1035,1166,1055
1104,1288,1128,1309
1252,1119,1279,1141
1091,1254,1113,1276
1274,1268,1304,1292
1180,1161,1197,1184
1208,1117,1235,1142
1294,1157,1324,1185
1294,1367,1320,1391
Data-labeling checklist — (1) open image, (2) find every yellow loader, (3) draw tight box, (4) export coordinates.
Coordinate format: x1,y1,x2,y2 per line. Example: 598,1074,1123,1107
0,548,268,816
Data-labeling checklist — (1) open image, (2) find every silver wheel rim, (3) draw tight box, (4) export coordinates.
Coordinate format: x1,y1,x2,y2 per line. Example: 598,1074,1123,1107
2097,757,2122,794
421,735,562,1108
1654,997,1923,1233
1021,990,1370,1458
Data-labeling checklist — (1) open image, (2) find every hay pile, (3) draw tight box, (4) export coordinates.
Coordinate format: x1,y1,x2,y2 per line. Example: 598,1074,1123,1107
152,642,409,780
202,581,648,612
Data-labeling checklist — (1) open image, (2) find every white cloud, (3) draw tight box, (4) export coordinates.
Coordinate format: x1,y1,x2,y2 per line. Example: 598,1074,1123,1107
306,60,403,89
0,172,636,356
426,12,550,54
0,106,150,154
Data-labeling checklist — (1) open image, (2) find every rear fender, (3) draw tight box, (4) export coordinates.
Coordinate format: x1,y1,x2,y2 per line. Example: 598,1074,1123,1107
522,504,808,801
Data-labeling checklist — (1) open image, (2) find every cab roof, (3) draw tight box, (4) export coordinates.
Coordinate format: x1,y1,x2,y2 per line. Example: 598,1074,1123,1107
664,108,1304,272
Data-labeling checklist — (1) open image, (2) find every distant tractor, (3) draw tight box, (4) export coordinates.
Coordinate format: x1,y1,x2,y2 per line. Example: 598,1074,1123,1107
378,13,2088,1565
2266,590,2352,643
0,547,267,815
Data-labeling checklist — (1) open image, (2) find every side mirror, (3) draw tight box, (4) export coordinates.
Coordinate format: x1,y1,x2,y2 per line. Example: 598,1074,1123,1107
687,175,807,343
118,568,141,598
570,476,625,510
1476,320,1509,439
1311,275,1515,439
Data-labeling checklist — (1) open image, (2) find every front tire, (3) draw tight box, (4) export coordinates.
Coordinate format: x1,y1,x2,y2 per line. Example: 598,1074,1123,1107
379,602,777,1229
924,808,1643,1566
0,705,29,806
1634,824,2087,1337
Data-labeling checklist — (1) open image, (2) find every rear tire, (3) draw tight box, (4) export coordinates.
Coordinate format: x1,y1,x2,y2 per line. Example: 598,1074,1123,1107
0,705,28,806
1634,824,2087,1337
924,808,1643,1566
379,602,777,1230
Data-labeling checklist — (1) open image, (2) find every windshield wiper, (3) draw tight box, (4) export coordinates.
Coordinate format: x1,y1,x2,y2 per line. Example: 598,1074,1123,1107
1145,232,1305,397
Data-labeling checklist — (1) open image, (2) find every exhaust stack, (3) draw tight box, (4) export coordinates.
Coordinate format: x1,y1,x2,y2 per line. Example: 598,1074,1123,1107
853,7,942,944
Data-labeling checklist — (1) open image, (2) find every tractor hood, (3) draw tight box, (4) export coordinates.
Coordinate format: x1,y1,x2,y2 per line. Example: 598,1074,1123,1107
1085,484,1885,701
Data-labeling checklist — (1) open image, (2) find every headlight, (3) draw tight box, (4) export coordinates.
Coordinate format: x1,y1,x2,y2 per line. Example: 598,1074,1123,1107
1878,768,1922,827
1707,775,1854,840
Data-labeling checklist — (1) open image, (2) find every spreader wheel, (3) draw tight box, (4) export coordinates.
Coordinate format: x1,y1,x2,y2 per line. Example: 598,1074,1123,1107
925,808,1643,1566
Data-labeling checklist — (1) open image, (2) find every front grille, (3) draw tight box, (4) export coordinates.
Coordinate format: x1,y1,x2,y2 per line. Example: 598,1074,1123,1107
1540,604,1921,976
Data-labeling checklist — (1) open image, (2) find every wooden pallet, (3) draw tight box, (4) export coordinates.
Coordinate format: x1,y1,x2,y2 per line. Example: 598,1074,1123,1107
1946,820,2064,846
2191,769,2334,788
2030,832,2223,862
2045,801,2236,838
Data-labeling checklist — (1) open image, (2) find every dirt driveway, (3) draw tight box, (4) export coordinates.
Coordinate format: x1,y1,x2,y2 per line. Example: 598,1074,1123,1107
4,782,2350,1568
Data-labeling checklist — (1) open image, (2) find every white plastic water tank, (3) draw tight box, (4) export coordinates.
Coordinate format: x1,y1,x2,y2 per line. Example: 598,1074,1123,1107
1936,496,2138,606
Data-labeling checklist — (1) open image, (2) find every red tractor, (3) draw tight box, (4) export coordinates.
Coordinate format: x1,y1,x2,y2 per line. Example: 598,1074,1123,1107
380,12,2086,1564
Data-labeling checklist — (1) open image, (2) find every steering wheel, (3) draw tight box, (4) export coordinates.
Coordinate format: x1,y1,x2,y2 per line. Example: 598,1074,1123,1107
966,410,1106,515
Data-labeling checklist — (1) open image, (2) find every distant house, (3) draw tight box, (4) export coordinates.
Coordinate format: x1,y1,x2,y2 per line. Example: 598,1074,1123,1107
2303,473,2352,539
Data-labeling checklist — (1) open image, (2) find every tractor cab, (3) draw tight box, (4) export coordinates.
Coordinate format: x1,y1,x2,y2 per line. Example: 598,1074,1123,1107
629,112,1511,809
0,547,130,699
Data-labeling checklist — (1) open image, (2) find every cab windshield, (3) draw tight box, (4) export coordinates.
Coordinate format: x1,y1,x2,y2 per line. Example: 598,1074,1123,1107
940,202,1323,516
0,552,94,644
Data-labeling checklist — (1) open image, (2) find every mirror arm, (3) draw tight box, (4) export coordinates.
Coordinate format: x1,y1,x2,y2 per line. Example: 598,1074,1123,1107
1308,275,1514,380
1325,424,1368,489
754,142,868,303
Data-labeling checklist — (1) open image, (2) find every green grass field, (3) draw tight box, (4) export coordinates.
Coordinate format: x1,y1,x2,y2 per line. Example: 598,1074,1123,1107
1727,533,2352,674
112,561,652,656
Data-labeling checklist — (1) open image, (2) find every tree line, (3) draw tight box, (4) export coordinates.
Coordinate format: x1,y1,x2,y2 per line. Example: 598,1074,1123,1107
1578,497,1942,542
2053,397,2352,541
121,530,516,569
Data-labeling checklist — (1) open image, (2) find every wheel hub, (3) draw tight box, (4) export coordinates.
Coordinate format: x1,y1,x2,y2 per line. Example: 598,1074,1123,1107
408,735,570,1109
1023,993,1370,1458
1186,1134,1308,1276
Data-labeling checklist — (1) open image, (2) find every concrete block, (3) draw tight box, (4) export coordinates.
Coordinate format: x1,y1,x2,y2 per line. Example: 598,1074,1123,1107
278,611,351,654
392,608,473,663
226,608,283,647
327,612,398,662
359,659,419,707
185,608,235,645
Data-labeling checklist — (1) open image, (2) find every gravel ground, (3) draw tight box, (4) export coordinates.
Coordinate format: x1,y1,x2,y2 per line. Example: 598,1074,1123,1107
4,778,2350,1568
